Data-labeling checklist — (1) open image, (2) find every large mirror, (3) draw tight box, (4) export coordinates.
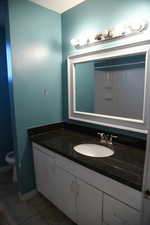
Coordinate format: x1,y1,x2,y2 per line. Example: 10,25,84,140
75,54,145,120
68,45,150,133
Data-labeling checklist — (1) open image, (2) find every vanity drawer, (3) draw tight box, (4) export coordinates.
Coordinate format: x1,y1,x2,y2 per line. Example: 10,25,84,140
103,194,141,225
32,142,55,158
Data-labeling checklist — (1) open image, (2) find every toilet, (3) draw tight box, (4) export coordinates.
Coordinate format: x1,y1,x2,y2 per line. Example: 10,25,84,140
5,151,17,183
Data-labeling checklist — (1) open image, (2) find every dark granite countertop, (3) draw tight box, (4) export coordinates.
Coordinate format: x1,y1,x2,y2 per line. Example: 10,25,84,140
28,122,146,191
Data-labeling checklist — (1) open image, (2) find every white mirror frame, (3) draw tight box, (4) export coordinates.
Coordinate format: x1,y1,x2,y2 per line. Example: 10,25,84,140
68,43,150,134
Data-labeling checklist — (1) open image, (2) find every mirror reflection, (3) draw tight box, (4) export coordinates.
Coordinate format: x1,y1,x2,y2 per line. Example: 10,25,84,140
75,54,145,120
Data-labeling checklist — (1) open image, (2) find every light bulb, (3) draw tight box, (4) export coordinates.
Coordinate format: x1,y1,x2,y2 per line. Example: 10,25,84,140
71,39,79,47
88,33,97,44
79,37,88,46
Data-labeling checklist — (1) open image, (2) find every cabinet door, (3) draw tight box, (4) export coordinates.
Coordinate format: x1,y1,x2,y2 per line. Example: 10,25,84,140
33,149,56,204
77,179,103,225
142,132,150,225
103,194,140,225
55,167,77,223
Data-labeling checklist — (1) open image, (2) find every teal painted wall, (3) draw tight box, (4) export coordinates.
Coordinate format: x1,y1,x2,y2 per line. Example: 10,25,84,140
7,0,62,193
62,0,150,139
0,27,13,167
5,0,150,193
76,62,94,113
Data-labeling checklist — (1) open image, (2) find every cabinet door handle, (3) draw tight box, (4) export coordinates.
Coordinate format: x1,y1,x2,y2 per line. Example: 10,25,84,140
113,213,128,224
76,182,79,196
71,181,75,193
70,181,79,196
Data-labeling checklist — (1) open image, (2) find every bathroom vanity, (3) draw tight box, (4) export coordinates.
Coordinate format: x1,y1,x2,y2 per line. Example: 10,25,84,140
29,42,150,225
29,123,145,225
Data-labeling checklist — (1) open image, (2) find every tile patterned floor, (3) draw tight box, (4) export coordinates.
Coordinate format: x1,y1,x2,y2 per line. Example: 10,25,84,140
0,170,76,225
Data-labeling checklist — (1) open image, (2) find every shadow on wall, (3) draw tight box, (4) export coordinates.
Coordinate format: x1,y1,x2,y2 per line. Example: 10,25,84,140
0,27,13,167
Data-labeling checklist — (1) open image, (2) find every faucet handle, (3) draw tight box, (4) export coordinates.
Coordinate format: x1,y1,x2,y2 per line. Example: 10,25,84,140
97,132,104,138
97,132,106,144
97,132,105,140
108,134,118,145
111,134,118,139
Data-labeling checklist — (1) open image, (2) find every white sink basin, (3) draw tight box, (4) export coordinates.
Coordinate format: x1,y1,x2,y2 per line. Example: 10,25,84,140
74,144,114,158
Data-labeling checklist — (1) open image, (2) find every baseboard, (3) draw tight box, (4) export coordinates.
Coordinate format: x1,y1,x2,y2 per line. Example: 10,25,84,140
0,165,11,173
19,189,38,201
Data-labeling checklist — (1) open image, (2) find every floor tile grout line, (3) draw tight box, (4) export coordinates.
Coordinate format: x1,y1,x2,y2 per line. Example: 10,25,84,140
0,172,76,225
17,209,40,225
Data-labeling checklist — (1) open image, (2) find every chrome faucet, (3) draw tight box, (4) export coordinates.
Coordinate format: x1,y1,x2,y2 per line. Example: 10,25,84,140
97,132,117,145
107,134,118,145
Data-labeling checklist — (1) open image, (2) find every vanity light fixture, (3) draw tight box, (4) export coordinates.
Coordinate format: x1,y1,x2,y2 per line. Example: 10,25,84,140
71,19,148,48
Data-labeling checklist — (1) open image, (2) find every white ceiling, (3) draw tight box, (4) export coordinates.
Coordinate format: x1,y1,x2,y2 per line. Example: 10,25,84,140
29,0,86,14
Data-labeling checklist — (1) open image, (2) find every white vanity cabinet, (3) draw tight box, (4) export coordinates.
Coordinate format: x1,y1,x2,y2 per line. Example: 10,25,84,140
32,143,142,225
103,195,141,225
54,167,77,223
54,167,102,225
76,179,103,225
33,145,56,203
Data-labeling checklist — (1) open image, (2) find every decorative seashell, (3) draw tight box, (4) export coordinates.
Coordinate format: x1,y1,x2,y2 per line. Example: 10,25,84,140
111,30,120,38
101,35,106,40
111,25,125,38
107,29,113,38
95,32,103,40
88,33,97,44
101,30,109,38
